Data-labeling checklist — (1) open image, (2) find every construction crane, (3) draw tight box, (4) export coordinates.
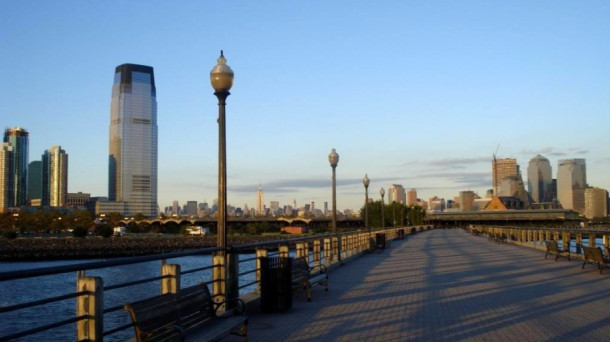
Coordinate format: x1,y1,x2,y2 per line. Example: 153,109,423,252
492,144,500,197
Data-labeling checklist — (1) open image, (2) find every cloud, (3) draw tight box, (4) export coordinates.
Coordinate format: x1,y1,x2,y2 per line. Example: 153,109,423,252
230,176,399,194
520,147,589,157
414,171,491,189
421,157,490,169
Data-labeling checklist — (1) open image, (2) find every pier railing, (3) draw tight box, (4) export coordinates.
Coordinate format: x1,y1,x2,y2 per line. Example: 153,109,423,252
0,226,424,341
471,225,610,252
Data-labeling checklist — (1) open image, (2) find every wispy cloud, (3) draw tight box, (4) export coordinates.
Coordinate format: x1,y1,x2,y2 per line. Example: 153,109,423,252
230,176,399,194
520,147,589,157
414,171,491,189
421,157,490,169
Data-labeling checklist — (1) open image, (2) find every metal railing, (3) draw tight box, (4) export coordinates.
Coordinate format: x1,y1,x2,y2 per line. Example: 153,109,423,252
0,226,424,341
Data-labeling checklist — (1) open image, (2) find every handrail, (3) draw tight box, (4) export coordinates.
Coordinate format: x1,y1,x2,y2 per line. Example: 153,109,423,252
0,226,412,341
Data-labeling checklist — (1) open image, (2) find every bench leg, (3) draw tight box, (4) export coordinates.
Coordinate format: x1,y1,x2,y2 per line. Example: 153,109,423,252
306,283,312,302
242,320,248,342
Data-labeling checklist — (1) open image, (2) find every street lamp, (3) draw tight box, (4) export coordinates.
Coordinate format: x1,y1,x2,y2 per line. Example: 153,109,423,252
363,174,370,237
210,50,234,252
328,148,339,234
380,187,385,229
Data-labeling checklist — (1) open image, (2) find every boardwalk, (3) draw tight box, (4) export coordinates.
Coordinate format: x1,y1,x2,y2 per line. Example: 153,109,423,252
234,229,610,341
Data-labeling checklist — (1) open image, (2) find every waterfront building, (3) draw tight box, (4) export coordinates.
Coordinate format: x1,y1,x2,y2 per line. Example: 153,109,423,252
459,191,476,211
42,145,68,207
407,188,417,206
527,154,553,203
388,184,406,204
0,143,12,212
108,64,158,217
27,161,42,204
492,158,518,197
584,187,607,220
256,185,264,216
557,159,586,214
3,127,29,207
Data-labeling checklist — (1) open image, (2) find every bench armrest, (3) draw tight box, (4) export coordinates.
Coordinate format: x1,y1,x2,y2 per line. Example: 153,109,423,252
213,297,247,317
309,264,327,274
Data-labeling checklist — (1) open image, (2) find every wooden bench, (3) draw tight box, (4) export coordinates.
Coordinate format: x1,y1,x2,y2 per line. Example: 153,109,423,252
291,257,328,301
124,283,247,342
544,240,570,261
581,246,610,274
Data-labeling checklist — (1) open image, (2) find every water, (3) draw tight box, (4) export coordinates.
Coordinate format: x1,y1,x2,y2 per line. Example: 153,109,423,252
0,254,258,342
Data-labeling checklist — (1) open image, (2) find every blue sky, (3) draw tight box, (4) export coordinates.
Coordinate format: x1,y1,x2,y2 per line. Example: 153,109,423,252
2,1,609,211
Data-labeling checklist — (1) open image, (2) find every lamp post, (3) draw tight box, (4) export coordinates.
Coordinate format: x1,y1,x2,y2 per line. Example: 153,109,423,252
210,50,234,252
328,148,339,234
380,187,385,229
363,174,370,238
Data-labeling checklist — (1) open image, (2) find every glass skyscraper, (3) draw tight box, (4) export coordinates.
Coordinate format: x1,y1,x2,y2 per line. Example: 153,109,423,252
109,64,158,217
557,159,586,214
3,127,29,207
527,154,552,203
42,145,68,207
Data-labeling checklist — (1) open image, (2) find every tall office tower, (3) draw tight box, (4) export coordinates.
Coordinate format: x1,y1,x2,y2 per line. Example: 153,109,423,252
557,159,586,214
527,154,553,203
388,184,406,204
310,201,315,213
42,146,68,207
0,143,13,212
270,201,280,216
3,127,29,207
27,161,42,203
459,191,475,211
584,187,608,220
109,64,158,217
185,201,198,217
256,184,264,215
407,188,417,205
492,158,518,197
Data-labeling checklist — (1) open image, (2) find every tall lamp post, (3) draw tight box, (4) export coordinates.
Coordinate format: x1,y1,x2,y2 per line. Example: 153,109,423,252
328,148,339,234
380,187,385,229
210,50,234,252
363,174,370,238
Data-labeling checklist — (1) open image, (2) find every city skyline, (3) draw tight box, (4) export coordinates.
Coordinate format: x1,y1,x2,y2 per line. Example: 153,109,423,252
2,2,609,212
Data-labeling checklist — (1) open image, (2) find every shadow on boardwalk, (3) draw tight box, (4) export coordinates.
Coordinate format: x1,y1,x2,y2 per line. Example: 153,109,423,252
229,229,610,342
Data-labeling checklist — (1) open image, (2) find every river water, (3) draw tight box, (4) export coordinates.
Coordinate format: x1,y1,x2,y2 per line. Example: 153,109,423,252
0,254,258,341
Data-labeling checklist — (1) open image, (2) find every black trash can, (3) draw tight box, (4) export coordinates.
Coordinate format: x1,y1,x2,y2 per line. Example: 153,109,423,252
375,233,386,250
260,256,292,313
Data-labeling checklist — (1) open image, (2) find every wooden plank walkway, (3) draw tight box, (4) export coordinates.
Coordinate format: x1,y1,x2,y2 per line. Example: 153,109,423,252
228,229,610,341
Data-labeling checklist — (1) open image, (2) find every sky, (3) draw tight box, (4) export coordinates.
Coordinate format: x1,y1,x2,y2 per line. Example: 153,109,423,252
1,1,609,212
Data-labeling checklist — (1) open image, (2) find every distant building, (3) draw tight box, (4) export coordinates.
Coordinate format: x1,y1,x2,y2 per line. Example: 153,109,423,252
492,158,518,197
407,188,417,206
388,184,406,204
428,196,445,212
42,145,68,207
485,196,524,210
459,191,476,211
584,187,607,220
27,160,42,204
557,159,586,214
0,143,12,212
108,64,158,217
3,127,29,207
527,154,553,203
67,192,91,209
256,184,264,215
270,201,280,216
185,201,198,217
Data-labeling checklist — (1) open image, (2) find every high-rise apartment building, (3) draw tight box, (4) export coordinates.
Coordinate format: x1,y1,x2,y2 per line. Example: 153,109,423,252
42,146,68,207
584,187,608,220
492,158,518,197
527,154,553,203
557,159,586,214
459,191,476,211
0,143,13,212
27,160,42,204
407,188,417,206
108,64,158,217
388,184,406,204
3,127,29,207
256,185,264,215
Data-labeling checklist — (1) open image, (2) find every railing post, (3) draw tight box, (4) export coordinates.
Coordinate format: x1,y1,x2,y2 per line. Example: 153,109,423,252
324,238,331,265
296,243,305,259
212,253,225,305
161,264,181,294
341,235,348,258
313,240,321,267
303,242,310,264
279,245,289,258
256,248,268,292
589,233,596,247
77,277,103,342
332,236,339,263
575,233,582,254
604,235,610,252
